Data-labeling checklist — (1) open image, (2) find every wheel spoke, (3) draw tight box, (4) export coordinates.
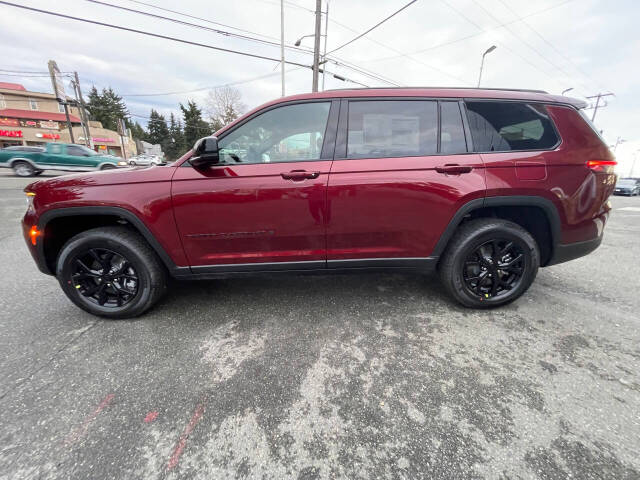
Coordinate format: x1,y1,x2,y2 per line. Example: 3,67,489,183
97,284,108,305
75,259,94,273
499,241,514,256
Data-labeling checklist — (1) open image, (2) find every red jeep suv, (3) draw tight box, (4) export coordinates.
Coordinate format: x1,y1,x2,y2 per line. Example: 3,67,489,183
22,88,616,318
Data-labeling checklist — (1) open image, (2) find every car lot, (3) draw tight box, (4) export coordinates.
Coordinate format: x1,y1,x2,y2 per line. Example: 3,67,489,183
0,170,639,479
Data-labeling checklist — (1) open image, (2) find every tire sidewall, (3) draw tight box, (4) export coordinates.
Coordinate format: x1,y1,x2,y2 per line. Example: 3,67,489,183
449,225,539,307
56,234,154,318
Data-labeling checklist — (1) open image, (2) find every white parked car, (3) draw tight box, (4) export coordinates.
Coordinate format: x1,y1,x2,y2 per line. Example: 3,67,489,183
128,155,164,166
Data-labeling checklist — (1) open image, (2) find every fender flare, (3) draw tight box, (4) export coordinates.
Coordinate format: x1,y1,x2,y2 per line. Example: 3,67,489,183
431,195,562,260
37,206,182,275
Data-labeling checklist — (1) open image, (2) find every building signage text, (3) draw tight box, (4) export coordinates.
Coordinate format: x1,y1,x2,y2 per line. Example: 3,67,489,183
93,137,115,143
0,118,19,127
0,130,23,138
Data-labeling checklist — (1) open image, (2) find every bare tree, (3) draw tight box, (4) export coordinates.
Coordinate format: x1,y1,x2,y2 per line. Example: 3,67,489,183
205,86,247,132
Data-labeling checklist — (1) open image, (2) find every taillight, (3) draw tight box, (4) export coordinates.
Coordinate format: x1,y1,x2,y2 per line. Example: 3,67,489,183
587,160,617,173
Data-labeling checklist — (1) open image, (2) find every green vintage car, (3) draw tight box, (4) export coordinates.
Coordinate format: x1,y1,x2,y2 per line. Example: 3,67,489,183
0,143,128,176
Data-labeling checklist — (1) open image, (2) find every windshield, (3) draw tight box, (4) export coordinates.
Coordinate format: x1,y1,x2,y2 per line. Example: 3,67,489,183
617,179,636,187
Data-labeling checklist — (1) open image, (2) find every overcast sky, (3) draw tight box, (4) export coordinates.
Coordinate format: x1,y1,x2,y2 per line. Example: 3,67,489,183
1,0,638,174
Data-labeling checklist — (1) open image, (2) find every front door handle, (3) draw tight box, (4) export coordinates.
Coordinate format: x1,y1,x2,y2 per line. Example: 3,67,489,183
281,170,320,181
435,164,473,175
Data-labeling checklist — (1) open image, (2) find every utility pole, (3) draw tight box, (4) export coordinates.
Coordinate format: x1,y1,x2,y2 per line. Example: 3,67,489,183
48,60,74,144
73,72,92,149
321,1,329,91
280,0,285,96
586,92,614,122
312,0,322,92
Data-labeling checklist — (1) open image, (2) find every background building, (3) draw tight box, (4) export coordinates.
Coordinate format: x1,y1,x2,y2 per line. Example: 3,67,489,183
0,82,136,157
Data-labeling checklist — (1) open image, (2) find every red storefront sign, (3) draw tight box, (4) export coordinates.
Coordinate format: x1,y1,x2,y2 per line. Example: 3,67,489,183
0,130,23,138
0,118,19,127
35,132,60,140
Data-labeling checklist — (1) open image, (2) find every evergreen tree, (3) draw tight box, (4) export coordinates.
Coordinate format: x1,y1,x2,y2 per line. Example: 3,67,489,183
127,121,147,142
85,86,128,131
166,113,186,160
180,100,210,149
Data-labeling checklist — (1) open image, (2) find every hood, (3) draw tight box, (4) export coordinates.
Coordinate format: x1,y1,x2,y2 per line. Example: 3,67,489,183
26,165,177,194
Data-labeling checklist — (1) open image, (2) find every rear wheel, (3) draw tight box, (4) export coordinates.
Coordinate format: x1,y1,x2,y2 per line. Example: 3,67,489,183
439,218,539,308
100,164,116,170
12,161,36,177
56,227,167,318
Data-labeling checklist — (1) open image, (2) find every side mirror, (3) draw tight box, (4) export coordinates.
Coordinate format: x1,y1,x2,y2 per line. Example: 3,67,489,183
189,136,219,168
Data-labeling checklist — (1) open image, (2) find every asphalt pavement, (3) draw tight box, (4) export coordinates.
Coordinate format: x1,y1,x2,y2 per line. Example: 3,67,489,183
0,170,639,480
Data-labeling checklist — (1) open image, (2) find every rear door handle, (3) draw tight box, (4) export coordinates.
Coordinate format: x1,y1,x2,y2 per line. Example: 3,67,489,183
281,170,320,181
435,164,473,175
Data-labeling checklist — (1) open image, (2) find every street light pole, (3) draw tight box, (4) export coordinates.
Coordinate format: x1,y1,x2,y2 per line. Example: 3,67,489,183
280,0,285,96
477,45,497,88
312,0,322,92
321,1,329,91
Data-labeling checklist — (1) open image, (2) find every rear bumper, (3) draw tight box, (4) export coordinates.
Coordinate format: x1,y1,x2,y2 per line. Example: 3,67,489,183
546,234,603,266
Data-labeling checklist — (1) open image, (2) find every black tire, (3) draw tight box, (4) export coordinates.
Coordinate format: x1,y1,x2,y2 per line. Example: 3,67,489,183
33,170,44,176
439,218,540,308
12,160,36,177
56,227,167,319
100,164,116,170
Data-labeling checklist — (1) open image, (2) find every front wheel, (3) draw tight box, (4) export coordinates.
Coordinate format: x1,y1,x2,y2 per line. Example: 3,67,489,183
56,227,167,318
439,218,540,308
100,164,116,170
12,161,36,177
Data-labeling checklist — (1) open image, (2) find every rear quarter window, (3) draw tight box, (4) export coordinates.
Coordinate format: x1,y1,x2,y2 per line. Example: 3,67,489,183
465,101,559,152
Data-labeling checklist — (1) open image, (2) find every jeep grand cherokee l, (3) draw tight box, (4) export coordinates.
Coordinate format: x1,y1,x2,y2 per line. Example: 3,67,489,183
22,88,616,318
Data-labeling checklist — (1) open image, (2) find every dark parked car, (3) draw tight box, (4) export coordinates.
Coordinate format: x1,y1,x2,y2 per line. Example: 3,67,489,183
22,87,616,318
614,178,640,196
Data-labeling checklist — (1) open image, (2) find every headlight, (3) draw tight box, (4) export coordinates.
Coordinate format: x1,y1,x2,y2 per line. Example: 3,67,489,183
25,191,35,211
117,161,128,166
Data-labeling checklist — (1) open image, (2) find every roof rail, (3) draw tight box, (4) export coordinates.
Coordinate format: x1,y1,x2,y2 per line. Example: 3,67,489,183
324,86,549,94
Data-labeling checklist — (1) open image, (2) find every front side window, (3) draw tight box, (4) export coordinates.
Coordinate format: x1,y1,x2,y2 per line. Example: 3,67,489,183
66,145,95,156
347,100,438,159
218,102,331,164
29,98,38,110
465,101,559,152
49,144,62,154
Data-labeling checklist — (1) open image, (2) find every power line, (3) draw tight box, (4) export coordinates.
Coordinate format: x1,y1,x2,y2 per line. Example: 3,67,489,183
362,0,577,63
326,0,418,55
467,0,590,94
120,69,303,97
495,0,604,92
92,0,395,87
0,1,313,68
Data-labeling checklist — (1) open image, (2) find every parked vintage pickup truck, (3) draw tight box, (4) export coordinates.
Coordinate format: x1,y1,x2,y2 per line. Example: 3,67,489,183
0,143,127,176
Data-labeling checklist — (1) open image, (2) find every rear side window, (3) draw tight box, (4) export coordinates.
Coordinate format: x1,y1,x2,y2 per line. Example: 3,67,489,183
440,101,467,154
347,100,438,159
465,101,559,152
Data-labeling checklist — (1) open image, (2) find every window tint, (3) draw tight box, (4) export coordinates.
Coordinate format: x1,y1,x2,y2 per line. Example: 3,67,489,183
465,101,559,152
347,100,437,159
66,145,93,156
218,102,331,164
440,101,467,154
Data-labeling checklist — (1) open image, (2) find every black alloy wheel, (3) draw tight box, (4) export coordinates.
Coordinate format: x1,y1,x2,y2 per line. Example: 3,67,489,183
71,248,139,308
57,227,167,318
439,218,539,308
462,239,525,300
